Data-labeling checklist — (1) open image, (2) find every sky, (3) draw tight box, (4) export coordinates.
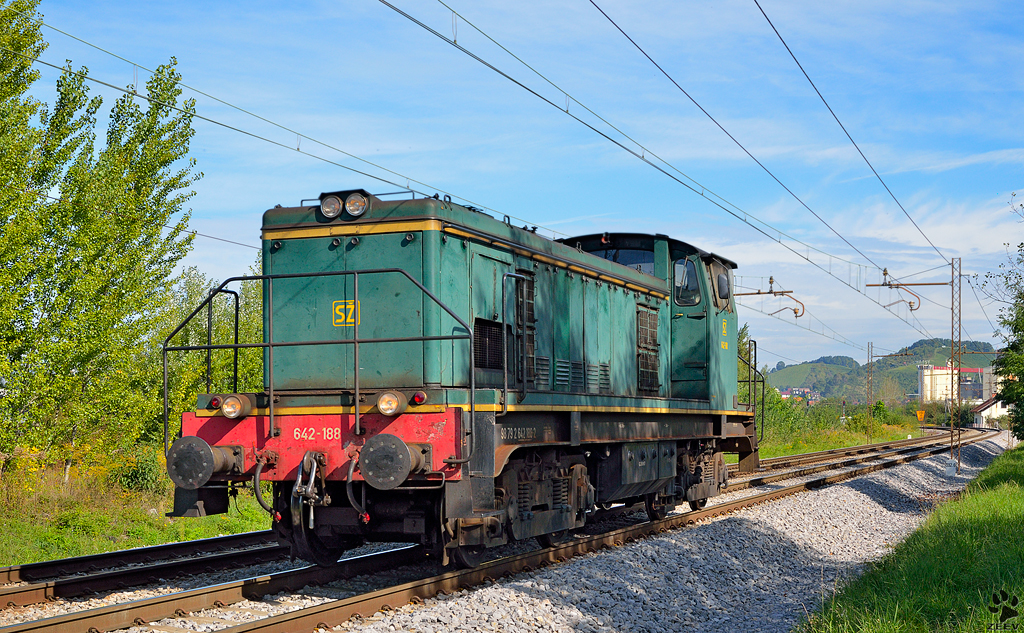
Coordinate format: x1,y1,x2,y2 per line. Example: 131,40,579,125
24,0,1024,368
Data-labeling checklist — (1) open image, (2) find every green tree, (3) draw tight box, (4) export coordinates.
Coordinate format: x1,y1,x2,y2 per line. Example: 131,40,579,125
0,0,48,465
0,0,201,474
989,192,1024,441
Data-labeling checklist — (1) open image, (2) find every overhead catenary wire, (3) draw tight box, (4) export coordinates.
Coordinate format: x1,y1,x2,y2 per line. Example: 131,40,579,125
756,347,802,365
587,0,883,271
736,299,866,351
33,190,261,251
896,263,950,280
0,6,566,238
752,0,949,264
3,46,441,196
967,277,998,335
733,276,885,348
382,0,932,340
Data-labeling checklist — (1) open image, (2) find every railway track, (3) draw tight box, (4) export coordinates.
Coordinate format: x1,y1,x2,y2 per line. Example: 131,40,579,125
728,430,944,475
0,428,994,633
0,531,279,587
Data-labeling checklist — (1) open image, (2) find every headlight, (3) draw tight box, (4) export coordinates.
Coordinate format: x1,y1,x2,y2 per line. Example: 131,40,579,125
345,192,369,217
221,394,253,419
376,391,408,416
321,195,343,218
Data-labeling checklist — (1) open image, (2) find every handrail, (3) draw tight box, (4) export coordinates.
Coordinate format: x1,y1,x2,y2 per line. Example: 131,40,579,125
738,338,765,442
162,268,476,467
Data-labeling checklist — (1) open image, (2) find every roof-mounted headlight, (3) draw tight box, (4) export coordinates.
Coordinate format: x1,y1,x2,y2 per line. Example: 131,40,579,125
345,192,369,217
221,394,254,419
321,195,343,218
376,391,408,416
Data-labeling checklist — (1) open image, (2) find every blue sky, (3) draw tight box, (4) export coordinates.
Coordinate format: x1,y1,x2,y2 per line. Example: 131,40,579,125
28,0,1024,367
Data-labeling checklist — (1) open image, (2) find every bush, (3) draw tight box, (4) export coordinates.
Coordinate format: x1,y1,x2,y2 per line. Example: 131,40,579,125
108,445,169,493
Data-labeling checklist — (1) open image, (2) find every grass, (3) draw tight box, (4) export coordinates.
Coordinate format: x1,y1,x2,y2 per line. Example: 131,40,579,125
0,463,269,567
725,420,924,464
758,423,925,460
797,444,1024,633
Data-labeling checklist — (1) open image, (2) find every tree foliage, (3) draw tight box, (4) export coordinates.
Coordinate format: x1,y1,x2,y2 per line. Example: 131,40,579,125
0,0,205,466
990,192,1024,441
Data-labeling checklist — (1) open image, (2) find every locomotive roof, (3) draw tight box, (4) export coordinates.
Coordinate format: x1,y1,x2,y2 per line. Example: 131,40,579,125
263,190,736,296
560,233,738,269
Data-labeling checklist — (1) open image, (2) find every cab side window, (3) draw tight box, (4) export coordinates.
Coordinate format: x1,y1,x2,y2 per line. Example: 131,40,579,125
673,258,701,306
707,260,733,312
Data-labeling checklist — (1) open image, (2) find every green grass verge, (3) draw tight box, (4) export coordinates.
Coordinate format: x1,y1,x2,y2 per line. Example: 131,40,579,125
798,445,1024,633
0,467,269,566
759,424,925,460
725,424,925,464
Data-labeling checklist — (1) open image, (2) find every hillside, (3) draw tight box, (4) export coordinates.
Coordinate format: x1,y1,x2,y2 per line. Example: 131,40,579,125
765,338,997,402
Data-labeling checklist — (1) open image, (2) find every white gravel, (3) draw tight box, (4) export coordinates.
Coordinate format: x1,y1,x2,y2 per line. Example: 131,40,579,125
324,437,1005,633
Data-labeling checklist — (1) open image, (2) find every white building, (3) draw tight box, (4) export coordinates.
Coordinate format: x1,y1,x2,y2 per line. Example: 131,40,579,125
918,365,998,404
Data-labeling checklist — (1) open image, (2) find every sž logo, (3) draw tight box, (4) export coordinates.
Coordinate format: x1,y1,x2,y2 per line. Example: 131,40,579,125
989,590,1020,629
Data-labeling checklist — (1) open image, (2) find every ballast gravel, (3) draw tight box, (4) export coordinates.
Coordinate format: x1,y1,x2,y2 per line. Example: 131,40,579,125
326,437,1005,633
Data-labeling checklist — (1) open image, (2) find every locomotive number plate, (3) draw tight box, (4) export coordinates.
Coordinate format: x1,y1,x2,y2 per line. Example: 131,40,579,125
294,427,343,441
333,300,361,326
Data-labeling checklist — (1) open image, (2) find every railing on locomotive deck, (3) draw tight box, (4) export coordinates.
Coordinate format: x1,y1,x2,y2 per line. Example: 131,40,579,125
161,268,477,465
739,339,767,442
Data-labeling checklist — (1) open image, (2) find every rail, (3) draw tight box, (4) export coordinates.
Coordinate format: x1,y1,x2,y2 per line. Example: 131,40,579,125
162,268,476,464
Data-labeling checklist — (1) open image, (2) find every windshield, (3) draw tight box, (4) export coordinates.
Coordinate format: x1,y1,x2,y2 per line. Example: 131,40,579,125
592,248,655,277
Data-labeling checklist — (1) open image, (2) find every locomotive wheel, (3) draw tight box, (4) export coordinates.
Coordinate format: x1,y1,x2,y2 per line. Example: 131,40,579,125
536,530,570,548
688,498,708,512
290,495,347,566
644,493,669,521
452,545,488,569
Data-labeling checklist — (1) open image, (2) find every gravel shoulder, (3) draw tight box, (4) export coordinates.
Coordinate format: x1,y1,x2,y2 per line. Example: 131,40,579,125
325,438,1005,633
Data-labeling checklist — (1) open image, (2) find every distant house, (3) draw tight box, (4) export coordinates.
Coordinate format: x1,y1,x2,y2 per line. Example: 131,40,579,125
972,397,1009,427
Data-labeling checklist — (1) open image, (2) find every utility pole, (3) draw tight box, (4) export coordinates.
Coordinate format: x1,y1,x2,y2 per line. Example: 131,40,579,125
867,264,964,467
867,342,873,444
951,257,963,471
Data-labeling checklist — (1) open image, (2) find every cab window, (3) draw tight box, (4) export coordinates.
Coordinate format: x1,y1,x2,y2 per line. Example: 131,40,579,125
673,258,701,306
593,248,655,278
707,260,733,312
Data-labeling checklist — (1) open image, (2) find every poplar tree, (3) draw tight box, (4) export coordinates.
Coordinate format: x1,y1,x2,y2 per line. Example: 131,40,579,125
0,0,201,469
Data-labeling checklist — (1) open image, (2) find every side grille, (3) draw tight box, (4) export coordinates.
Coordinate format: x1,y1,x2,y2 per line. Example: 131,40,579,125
536,356,551,388
555,359,571,388
516,275,536,387
473,318,504,370
516,276,536,326
638,351,660,392
571,361,585,391
586,363,600,394
599,363,611,393
636,306,660,393
523,329,536,385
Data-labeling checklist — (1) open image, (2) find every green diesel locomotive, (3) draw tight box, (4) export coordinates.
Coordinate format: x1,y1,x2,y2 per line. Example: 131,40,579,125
164,189,760,567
